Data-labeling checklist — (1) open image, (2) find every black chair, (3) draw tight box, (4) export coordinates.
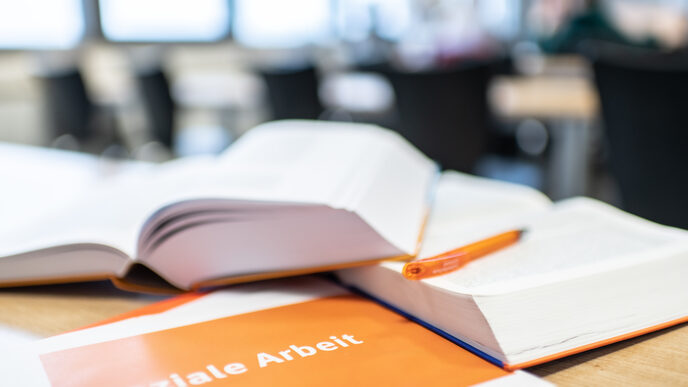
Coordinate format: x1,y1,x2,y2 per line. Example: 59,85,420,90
258,65,324,120
590,46,688,228
39,68,120,152
136,68,176,148
379,62,493,172
40,69,95,142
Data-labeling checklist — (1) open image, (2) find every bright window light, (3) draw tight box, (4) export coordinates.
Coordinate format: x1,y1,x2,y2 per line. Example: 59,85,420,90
336,0,415,42
99,0,231,42
478,0,521,40
0,0,85,49
233,0,332,48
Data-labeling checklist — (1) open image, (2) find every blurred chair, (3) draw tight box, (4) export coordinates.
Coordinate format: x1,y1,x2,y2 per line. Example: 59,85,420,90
258,65,324,120
379,62,493,172
135,68,176,148
40,69,95,142
589,45,688,228
38,68,119,152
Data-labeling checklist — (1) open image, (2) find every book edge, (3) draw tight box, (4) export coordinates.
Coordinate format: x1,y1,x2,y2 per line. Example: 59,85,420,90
0,274,116,289
505,314,688,370
343,283,688,371
191,253,412,290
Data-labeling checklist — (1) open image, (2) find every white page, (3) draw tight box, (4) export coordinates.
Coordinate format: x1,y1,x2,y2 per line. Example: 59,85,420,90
346,132,438,254
1,121,435,260
0,144,103,237
0,155,260,257
418,171,552,258
364,174,688,295
215,120,437,255
358,171,553,286
0,144,151,257
0,129,351,257
428,197,688,295
218,120,411,206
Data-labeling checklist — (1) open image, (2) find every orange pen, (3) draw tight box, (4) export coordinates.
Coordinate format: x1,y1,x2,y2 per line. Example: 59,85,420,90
402,229,526,280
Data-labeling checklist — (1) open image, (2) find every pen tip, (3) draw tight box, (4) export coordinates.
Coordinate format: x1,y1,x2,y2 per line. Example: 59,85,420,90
518,228,529,238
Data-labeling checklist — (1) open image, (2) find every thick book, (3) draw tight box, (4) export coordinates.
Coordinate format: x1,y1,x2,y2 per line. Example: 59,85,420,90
337,172,688,369
0,277,549,386
0,120,437,292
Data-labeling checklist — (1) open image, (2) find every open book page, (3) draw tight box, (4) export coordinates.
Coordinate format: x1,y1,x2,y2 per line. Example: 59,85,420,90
135,121,434,261
0,155,242,258
0,122,365,257
365,173,688,295
1,120,435,260
216,120,371,205
220,120,437,255
330,127,437,255
217,120,434,206
133,122,435,288
418,171,552,258
0,143,138,238
0,144,152,258
428,197,688,295
358,171,552,289
0,143,99,239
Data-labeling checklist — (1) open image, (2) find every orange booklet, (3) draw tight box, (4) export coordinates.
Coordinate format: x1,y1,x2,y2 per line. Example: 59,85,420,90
1,277,548,386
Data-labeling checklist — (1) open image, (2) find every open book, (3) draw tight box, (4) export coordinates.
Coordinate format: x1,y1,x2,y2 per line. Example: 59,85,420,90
337,172,688,369
0,120,437,292
0,277,549,386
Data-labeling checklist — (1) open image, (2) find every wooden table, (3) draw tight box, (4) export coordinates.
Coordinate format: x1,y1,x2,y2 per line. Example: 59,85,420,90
490,76,598,120
1,281,686,385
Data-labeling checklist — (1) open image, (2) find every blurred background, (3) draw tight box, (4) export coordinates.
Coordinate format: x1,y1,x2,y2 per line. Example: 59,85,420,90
1,0,688,228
